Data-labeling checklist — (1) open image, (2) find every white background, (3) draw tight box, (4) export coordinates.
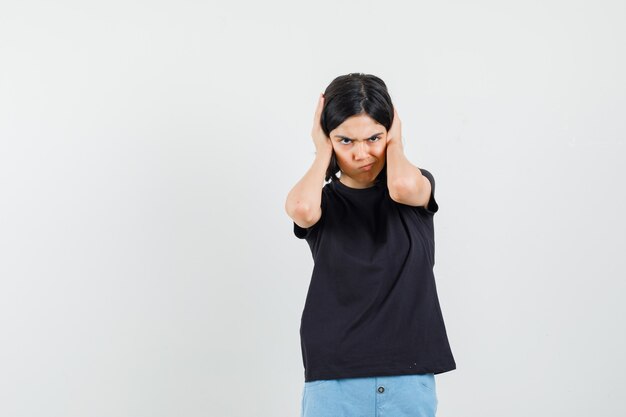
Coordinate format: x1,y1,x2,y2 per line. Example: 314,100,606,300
1,1,625,416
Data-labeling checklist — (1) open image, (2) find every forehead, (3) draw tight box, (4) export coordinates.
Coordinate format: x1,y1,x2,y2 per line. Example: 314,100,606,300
333,114,385,137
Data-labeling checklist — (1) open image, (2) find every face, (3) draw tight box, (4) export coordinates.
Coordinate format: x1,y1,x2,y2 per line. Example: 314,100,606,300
329,113,387,189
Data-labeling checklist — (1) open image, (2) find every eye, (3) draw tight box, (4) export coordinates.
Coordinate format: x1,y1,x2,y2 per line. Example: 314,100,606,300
339,137,381,145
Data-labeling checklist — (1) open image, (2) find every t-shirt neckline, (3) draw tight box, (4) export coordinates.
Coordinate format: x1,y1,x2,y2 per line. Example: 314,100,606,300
334,178,383,193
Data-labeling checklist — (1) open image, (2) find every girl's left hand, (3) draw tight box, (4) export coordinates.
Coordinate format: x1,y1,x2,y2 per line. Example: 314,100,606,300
386,106,402,146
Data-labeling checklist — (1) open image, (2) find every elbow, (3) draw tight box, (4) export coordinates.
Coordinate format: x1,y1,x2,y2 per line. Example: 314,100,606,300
388,178,413,202
285,199,314,222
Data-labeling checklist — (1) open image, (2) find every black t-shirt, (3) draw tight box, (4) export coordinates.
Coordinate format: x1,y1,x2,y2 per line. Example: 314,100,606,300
293,168,456,382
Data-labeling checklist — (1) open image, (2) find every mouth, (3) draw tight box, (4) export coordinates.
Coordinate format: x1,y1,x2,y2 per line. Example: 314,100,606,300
360,163,375,170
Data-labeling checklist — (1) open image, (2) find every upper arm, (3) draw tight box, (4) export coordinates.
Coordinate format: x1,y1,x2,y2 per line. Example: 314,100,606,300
390,168,439,214
291,204,322,229
292,205,323,239
288,191,327,240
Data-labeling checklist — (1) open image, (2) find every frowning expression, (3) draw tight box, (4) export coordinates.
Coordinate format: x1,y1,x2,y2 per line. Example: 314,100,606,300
329,113,387,189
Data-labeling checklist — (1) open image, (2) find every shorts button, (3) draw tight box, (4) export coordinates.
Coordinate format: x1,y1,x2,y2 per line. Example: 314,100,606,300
377,386,385,393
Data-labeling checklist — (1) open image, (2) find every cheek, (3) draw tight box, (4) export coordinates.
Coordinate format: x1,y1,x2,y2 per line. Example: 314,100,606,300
375,143,387,157
334,147,348,158
333,149,348,165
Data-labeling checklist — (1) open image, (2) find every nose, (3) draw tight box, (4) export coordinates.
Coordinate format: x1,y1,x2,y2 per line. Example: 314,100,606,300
354,141,369,160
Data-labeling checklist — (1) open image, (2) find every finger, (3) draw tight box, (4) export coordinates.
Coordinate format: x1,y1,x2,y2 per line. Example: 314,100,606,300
314,93,324,123
314,93,322,116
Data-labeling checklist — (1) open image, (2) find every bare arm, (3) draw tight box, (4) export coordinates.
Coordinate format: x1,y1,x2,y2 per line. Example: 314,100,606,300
285,93,333,228
285,147,332,228
385,107,431,208
386,140,431,207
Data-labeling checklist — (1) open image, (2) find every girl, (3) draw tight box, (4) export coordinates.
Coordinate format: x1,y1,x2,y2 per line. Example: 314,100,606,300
285,73,456,417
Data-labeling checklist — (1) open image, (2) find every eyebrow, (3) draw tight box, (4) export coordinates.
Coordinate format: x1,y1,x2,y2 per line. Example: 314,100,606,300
333,132,384,141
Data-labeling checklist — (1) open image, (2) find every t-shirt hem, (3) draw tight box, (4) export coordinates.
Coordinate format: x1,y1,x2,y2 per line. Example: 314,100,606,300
304,362,457,382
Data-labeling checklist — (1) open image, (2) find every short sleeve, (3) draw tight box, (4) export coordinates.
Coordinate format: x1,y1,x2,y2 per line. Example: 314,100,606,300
294,221,317,239
293,187,327,239
293,222,312,239
418,168,439,215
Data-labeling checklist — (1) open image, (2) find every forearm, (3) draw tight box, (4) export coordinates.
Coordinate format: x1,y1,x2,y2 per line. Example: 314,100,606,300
386,140,422,197
285,148,332,219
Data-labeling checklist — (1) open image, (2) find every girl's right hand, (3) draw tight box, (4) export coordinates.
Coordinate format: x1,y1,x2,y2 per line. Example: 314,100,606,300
311,93,333,154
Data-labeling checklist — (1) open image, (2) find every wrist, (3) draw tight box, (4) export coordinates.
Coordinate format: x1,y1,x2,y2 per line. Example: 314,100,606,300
315,146,333,158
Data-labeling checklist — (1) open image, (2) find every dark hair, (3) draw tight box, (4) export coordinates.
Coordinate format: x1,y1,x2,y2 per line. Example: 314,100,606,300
321,73,394,183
